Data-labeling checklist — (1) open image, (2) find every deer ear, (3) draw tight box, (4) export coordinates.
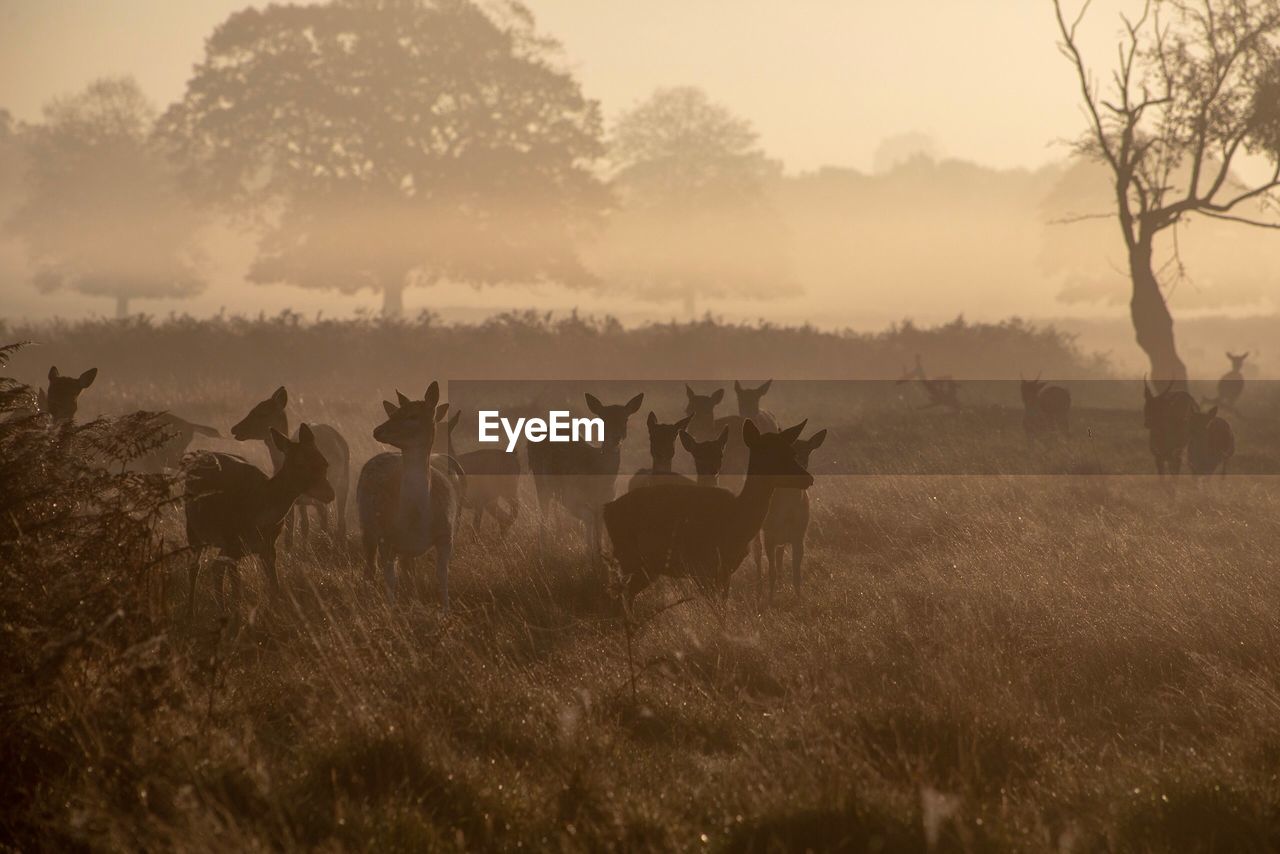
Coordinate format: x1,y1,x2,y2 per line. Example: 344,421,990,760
78,368,97,388
781,420,807,444
759,379,772,394
424,381,440,408
585,393,604,416
809,429,828,449
269,427,293,452
448,410,460,431
679,431,697,453
396,390,411,408
646,410,658,429
710,388,724,405
383,400,399,418
48,366,59,381
685,384,696,401
742,418,761,448
625,393,644,414
734,380,744,393
271,386,288,408
717,425,730,449
297,423,316,445
676,414,693,431
434,403,450,423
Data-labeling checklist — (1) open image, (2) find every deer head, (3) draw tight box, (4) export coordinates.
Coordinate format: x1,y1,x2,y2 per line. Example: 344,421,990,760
45,365,97,423
232,385,290,441
585,392,645,447
374,382,448,450
272,423,334,502
733,379,773,416
645,410,693,467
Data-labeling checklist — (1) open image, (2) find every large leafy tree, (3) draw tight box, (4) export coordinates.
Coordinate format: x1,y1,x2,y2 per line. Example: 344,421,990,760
161,0,607,315
1053,0,1280,384
589,87,794,316
7,78,205,318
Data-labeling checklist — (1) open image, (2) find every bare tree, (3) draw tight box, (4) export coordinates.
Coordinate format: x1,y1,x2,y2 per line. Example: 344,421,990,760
1053,0,1280,384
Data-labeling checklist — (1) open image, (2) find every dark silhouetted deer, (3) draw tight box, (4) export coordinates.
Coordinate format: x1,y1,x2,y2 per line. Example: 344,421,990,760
131,413,222,474
897,355,961,410
528,392,643,567
357,383,460,609
183,424,333,619
1187,405,1235,476
758,427,827,603
1205,352,1249,413
603,419,813,603
1020,374,1071,437
733,379,779,432
231,387,351,544
39,366,97,423
680,426,730,487
627,411,694,492
1143,377,1199,476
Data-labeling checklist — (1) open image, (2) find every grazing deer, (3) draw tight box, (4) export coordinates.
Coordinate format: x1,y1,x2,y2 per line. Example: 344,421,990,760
1187,405,1235,476
1019,374,1071,437
39,366,97,423
231,387,351,544
627,411,694,492
603,420,813,603
897,355,962,410
680,426,730,486
131,412,222,474
437,410,522,536
527,392,643,567
734,379,779,432
761,428,827,603
1143,377,1199,475
1207,352,1249,412
357,383,460,609
183,424,334,619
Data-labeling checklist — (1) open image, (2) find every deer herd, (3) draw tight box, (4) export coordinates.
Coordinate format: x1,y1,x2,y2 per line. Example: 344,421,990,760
25,350,1253,618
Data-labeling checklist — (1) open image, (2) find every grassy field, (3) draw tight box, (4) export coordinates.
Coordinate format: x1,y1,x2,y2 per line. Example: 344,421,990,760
4,320,1280,852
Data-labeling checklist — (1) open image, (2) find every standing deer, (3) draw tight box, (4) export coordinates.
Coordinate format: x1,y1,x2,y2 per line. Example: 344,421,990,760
357,383,460,609
231,387,351,544
1208,352,1249,412
603,420,813,603
680,427,730,487
527,392,644,567
39,366,97,423
734,379,779,432
760,428,827,603
437,410,522,536
1019,374,1071,437
1143,377,1199,476
1187,405,1235,476
627,411,694,492
897,355,962,410
683,385,725,439
183,424,334,619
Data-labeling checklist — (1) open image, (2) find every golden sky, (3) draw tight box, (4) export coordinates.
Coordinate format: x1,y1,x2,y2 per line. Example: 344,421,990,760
1,0,1086,173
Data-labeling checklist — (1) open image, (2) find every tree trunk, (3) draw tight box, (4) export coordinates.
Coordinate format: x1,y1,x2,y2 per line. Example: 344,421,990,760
382,283,405,317
115,294,130,319
1128,240,1187,387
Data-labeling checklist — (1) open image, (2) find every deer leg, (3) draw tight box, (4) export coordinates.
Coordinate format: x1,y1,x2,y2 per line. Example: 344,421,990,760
283,507,295,550
792,540,805,594
378,544,397,602
187,550,203,622
298,504,311,540
336,490,348,542
261,546,281,602
401,554,419,604
766,544,780,606
1154,456,1166,476
500,497,519,536
314,502,330,536
436,540,452,614
362,533,377,582
751,535,763,602
473,504,486,533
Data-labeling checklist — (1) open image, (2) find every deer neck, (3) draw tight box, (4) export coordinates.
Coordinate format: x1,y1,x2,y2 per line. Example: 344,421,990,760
263,413,290,473
697,472,719,487
257,469,306,531
649,453,674,474
728,470,778,545
396,443,434,554
688,410,715,437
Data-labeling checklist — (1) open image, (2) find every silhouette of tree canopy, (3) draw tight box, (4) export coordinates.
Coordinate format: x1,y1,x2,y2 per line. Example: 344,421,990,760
589,87,794,316
6,78,205,318
160,0,607,316
1054,0,1280,385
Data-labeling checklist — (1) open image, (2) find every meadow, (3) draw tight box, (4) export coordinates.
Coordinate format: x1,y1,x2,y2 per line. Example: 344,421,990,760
3,315,1280,852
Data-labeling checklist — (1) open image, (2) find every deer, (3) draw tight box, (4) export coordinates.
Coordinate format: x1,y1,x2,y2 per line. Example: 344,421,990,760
603,419,813,604
1205,352,1249,413
683,385,725,440
627,411,694,492
39,366,97,423
734,379,779,433
357,383,461,609
1187,405,1235,476
1143,377,1199,476
527,392,643,568
436,409,522,536
684,383,760,486
183,424,334,620
760,428,827,604
130,412,223,474
1019,374,1071,437
897,355,962,410
680,426,730,487
231,387,351,545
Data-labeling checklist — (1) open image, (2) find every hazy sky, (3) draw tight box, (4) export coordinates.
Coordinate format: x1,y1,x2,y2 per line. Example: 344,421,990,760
0,0,1085,173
